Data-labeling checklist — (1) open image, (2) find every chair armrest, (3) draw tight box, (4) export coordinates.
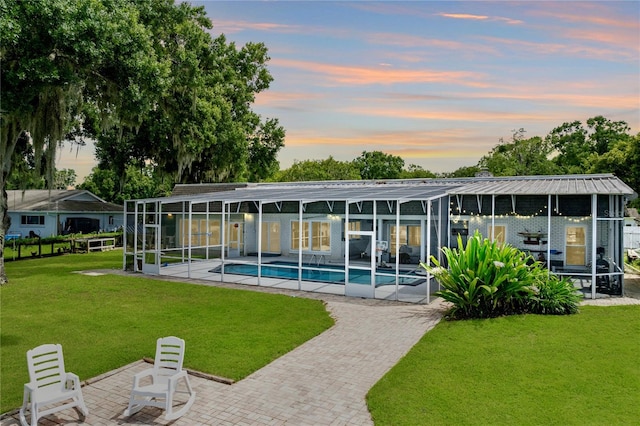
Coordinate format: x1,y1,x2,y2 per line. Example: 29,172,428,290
132,368,154,387
23,382,36,408
167,370,188,390
64,372,81,389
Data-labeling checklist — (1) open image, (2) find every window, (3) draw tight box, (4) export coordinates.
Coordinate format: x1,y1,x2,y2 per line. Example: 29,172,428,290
565,226,586,266
291,220,330,252
180,218,221,246
21,215,44,226
390,225,421,253
226,222,242,250
311,222,331,251
291,221,307,250
208,220,221,245
261,222,281,253
348,221,361,239
108,216,114,225
408,226,421,246
488,225,506,245
181,219,200,246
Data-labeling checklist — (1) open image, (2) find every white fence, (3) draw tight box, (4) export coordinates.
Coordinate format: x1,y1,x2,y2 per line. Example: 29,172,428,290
624,226,640,249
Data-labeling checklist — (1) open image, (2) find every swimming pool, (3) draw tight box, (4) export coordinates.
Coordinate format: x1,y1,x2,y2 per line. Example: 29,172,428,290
210,261,425,287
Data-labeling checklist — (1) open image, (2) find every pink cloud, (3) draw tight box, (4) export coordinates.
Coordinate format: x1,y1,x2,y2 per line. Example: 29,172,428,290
209,18,354,40
210,19,303,35
254,91,325,107
336,88,638,124
437,12,523,25
279,128,498,171
479,35,636,61
344,106,553,123
532,6,638,30
525,4,639,55
562,27,640,54
282,132,489,160
467,91,639,110
364,32,499,57
270,58,488,87
438,13,489,20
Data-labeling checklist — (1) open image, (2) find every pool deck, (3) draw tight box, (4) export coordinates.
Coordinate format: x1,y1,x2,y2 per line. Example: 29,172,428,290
157,257,436,304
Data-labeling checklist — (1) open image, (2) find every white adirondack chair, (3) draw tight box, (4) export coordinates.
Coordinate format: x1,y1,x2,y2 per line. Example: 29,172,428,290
19,343,88,426
123,336,196,420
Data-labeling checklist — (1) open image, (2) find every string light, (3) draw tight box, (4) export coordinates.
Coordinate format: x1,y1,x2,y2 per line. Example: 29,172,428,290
461,213,592,225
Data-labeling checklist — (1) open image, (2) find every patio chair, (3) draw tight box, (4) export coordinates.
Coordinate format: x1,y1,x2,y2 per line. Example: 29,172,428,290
19,343,88,426
399,245,413,264
123,336,196,421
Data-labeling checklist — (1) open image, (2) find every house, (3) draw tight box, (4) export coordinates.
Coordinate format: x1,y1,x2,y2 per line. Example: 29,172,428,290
624,207,639,226
624,207,640,249
124,174,635,303
6,190,123,239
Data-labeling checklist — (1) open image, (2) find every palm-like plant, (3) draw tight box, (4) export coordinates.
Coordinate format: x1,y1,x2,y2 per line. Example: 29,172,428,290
424,230,580,319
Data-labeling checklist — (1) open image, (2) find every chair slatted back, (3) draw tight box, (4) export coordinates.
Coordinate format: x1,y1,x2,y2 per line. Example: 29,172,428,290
27,344,66,390
153,336,185,378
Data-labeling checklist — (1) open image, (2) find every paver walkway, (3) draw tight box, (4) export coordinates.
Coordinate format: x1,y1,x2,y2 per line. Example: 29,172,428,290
1,293,448,426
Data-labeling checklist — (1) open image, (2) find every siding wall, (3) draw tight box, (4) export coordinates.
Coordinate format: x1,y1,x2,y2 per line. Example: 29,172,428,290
464,215,594,266
7,212,123,238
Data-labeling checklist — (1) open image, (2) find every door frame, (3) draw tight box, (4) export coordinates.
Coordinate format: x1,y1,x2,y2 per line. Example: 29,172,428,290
227,221,243,257
138,201,161,275
345,230,376,298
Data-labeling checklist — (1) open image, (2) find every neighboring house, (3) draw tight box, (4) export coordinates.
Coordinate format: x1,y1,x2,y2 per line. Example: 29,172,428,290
6,190,123,239
625,207,640,227
624,208,640,249
124,174,636,303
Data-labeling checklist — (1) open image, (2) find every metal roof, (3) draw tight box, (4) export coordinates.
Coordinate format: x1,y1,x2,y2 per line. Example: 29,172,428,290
171,183,250,197
7,190,123,213
160,180,459,205
450,174,635,195
137,174,634,205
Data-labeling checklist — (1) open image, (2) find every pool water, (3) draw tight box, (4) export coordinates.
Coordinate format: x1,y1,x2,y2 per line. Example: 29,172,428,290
210,261,425,287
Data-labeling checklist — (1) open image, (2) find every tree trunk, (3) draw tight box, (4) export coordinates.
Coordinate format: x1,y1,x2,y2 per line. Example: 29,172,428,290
1,172,9,286
1,121,22,285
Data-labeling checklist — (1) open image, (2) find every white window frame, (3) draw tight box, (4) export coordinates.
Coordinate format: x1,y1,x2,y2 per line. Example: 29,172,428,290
565,225,587,266
261,221,281,253
21,215,45,226
290,219,331,253
390,224,421,253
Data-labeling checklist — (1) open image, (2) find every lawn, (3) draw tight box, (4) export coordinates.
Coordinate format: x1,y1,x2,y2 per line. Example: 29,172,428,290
0,250,334,413
367,305,640,425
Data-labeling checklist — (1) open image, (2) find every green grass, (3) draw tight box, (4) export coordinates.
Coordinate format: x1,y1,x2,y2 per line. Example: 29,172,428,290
368,306,640,425
0,250,333,413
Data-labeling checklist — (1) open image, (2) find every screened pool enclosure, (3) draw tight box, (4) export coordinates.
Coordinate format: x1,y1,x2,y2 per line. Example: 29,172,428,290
124,174,635,303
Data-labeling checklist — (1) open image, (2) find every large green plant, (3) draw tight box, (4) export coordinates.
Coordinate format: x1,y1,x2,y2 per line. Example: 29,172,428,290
528,274,582,315
423,231,580,319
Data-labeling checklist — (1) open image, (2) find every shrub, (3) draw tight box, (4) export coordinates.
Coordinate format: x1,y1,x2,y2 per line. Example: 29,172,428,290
424,231,535,319
423,231,581,319
528,274,582,315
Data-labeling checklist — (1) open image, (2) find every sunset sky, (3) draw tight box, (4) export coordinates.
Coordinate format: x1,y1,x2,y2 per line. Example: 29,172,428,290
57,0,640,181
